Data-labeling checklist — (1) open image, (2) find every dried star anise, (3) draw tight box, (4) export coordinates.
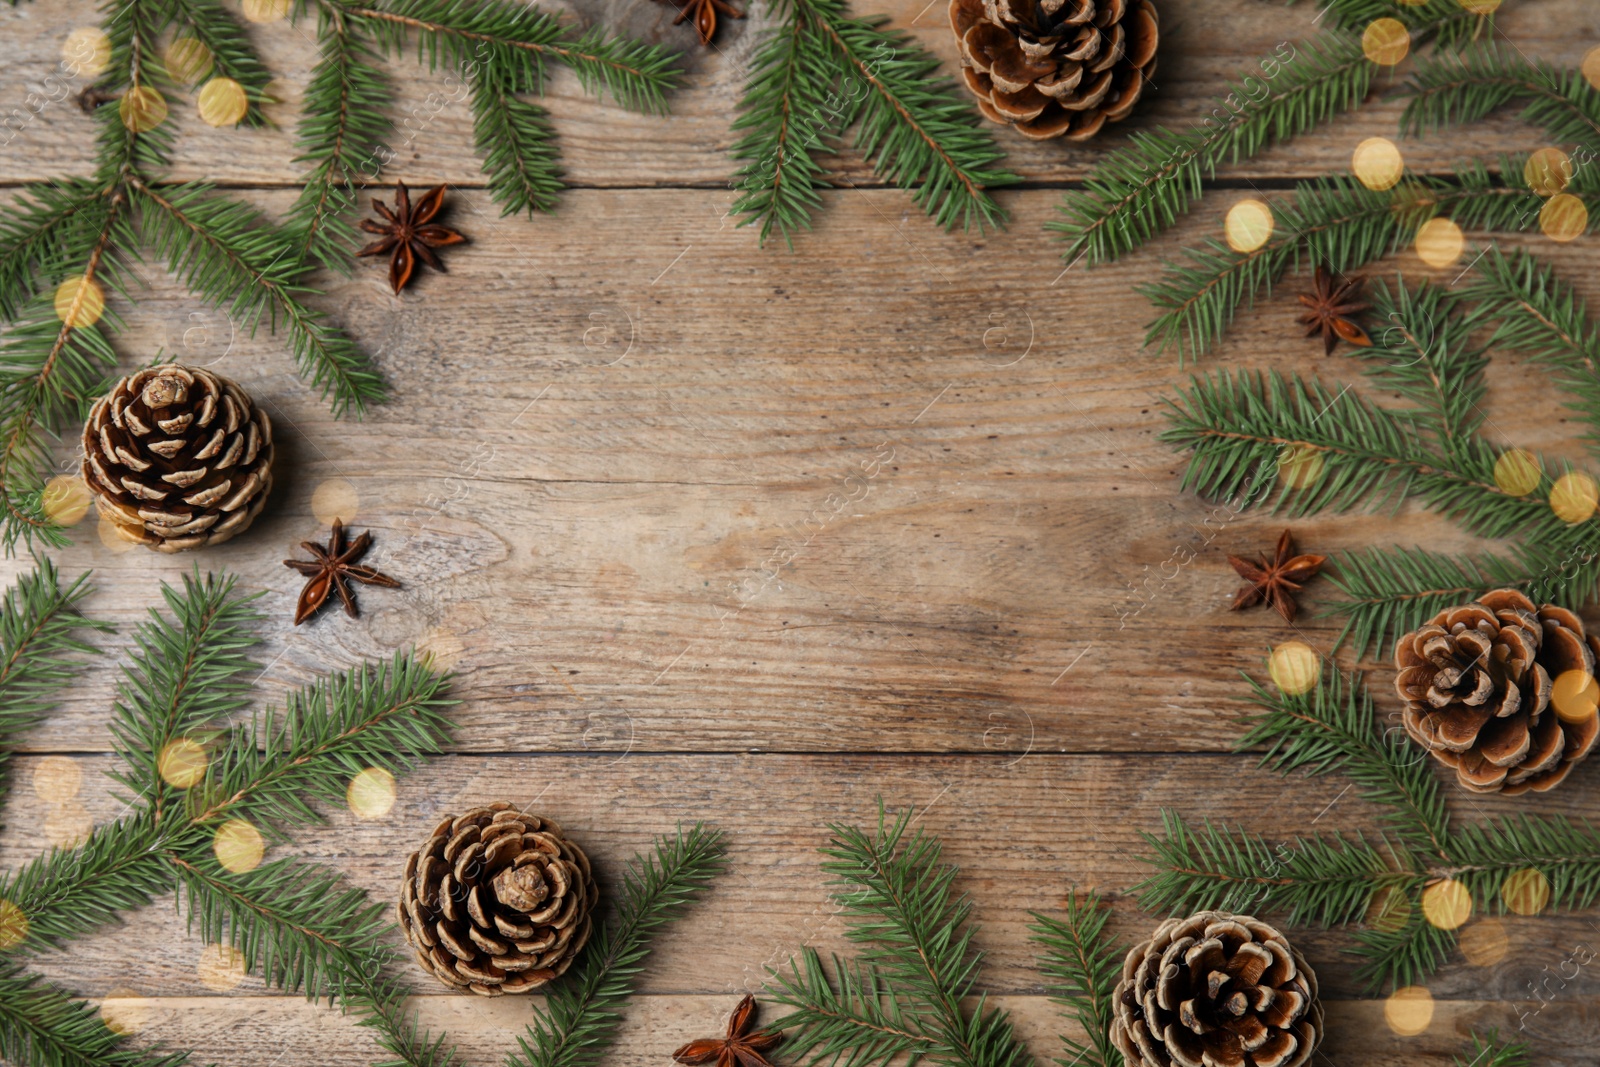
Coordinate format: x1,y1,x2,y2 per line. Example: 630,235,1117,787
672,995,781,1067
1296,265,1372,356
1227,529,1326,623
357,180,465,294
284,519,401,625
654,0,744,46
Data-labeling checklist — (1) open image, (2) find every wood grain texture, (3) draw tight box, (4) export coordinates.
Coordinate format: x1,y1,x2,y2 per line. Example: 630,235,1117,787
3,0,1600,1063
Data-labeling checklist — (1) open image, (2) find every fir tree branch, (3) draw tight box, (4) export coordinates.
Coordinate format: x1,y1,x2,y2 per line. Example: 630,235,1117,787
1349,901,1456,991
1028,891,1121,1067
1349,280,1487,448
1454,1030,1529,1067
819,806,1031,1067
0,959,190,1067
764,949,937,1067
167,0,275,126
1309,0,1495,51
510,822,727,1067
469,70,563,217
0,180,104,321
1401,44,1600,144
130,178,387,415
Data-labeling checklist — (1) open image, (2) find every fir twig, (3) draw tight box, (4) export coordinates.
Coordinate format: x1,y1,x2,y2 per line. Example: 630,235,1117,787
1029,891,1122,1067
511,823,728,1067
1401,44,1600,144
0,960,190,1067
765,949,936,1067
1453,1029,1529,1067
166,0,275,126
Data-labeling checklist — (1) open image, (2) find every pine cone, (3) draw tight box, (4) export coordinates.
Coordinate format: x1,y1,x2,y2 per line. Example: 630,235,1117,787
1111,911,1322,1067
1394,588,1600,795
80,364,273,552
949,0,1159,141
397,803,598,996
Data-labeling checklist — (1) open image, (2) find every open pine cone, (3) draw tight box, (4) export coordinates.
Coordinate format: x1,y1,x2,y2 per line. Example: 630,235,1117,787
949,0,1159,141
1394,588,1600,795
1111,911,1321,1067
80,364,273,552
397,803,597,995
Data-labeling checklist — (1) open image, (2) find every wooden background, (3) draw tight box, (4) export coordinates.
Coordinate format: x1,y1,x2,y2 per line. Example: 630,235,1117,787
4,0,1600,1063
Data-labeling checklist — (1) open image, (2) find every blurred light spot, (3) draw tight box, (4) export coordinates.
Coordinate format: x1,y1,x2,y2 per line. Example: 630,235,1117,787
54,276,104,329
118,86,167,133
1269,641,1320,696
32,756,81,801
347,767,397,820
1550,470,1599,523
1365,885,1412,934
311,478,359,525
1456,0,1501,11
62,27,111,78
417,627,464,672
1276,444,1324,490
1493,448,1542,496
213,819,264,874
1353,137,1404,192
1541,193,1588,242
1362,18,1410,65
1414,217,1463,268
0,900,28,949
44,804,93,849
158,738,208,789
197,77,248,127
197,944,248,991
240,0,290,21
98,516,140,553
99,987,147,1036
1422,878,1471,930
1551,669,1599,724
1385,986,1434,1036
1502,868,1551,916
1587,46,1600,91
1525,148,1573,197
41,475,93,526
1459,918,1509,966
1224,199,1275,253
164,37,213,84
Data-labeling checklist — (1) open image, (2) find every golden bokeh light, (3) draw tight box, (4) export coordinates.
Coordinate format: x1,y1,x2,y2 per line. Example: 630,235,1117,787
1277,444,1325,490
119,86,168,133
1493,448,1542,496
1525,148,1573,197
0,900,28,950
197,944,248,991
1586,45,1600,91
1421,878,1472,930
1365,885,1412,934
417,627,465,672
1353,137,1405,192
347,767,397,820
1459,918,1509,967
44,804,94,850
1224,199,1275,254
1551,668,1600,724
62,27,112,78
54,275,105,329
1550,470,1599,524
32,756,82,801
1502,868,1551,916
1414,217,1463,268
164,37,214,84
98,516,140,553
158,738,208,789
1456,0,1501,12
240,0,291,21
41,474,93,526
99,987,147,1036
1384,985,1434,1037
213,819,265,874
1541,193,1589,243
311,477,359,525
1362,18,1410,66
198,77,249,127
1269,641,1320,696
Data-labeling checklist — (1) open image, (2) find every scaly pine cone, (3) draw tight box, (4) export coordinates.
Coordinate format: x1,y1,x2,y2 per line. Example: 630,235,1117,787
80,364,273,552
1394,588,1600,795
949,0,1159,141
397,803,598,995
1111,911,1322,1067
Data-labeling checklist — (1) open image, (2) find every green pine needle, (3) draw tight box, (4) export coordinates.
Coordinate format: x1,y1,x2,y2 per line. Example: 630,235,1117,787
470,72,564,217
1402,44,1600,144
166,0,275,126
1453,1030,1529,1067
766,949,936,1067
511,823,728,1067
1029,891,1122,1067
0,960,191,1067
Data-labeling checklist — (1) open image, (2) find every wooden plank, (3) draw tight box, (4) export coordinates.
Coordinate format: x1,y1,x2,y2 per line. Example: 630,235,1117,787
0,188,1594,754
1,0,1594,187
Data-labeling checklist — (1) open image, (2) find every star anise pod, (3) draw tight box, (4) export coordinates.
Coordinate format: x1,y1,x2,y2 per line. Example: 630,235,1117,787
1227,528,1327,623
284,519,401,625
1296,265,1372,356
672,995,781,1067
357,180,466,294
654,0,744,46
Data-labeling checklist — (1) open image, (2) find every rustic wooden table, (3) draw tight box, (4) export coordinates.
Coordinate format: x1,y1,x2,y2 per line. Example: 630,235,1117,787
4,0,1600,1063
